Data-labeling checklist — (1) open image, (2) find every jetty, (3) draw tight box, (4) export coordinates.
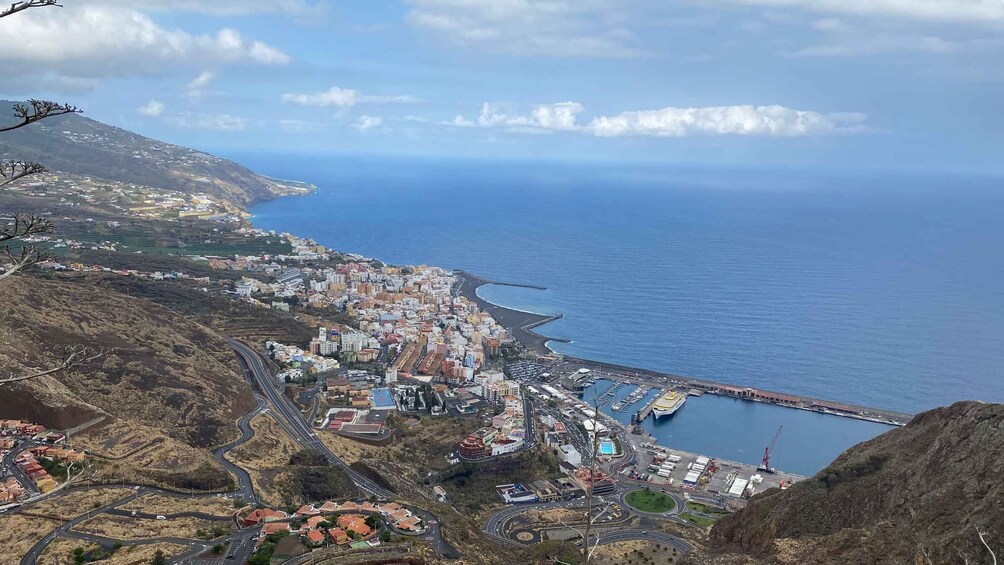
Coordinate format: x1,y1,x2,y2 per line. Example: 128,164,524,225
636,388,666,420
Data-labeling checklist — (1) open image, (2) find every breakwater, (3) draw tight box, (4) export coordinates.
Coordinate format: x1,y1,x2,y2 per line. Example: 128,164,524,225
454,269,913,427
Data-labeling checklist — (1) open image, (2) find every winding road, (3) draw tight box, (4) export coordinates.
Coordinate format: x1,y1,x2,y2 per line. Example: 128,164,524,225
18,381,268,564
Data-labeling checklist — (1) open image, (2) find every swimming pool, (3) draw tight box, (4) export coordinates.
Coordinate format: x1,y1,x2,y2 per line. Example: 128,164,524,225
599,441,616,456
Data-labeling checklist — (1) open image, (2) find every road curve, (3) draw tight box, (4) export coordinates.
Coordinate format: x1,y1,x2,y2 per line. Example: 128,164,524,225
228,338,394,498
19,391,267,565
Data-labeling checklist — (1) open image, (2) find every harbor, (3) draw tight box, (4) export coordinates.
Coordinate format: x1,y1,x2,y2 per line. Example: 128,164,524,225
455,269,914,428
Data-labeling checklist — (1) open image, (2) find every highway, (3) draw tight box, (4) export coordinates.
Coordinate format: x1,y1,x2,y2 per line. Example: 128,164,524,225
228,339,394,499
228,339,460,559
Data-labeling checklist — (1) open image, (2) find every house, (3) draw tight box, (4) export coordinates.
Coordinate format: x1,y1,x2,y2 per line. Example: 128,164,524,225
317,501,339,514
336,514,372,538
327,528,350,545
242,508,288,526
262,522,291,536
304,529,325,547
305,516,327,530
295,504,320,517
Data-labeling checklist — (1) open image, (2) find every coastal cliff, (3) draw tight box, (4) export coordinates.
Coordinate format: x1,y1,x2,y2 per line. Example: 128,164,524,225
703,401,1002,564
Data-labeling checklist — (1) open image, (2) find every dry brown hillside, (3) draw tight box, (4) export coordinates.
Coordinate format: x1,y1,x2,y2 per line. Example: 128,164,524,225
0,276,256,487
704,401,1002,565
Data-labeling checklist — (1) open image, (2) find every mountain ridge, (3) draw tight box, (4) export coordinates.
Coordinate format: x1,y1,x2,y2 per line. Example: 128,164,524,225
705,400,1002,564
0,101,313,208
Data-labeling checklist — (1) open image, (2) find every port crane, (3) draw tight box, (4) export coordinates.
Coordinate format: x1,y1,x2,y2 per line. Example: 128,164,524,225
758,425,783,473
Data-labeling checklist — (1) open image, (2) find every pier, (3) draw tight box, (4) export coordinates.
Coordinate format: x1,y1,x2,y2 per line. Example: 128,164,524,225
635,388,666,421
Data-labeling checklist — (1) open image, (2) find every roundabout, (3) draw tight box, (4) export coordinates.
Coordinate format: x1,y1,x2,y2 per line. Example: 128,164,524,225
624,488,677,514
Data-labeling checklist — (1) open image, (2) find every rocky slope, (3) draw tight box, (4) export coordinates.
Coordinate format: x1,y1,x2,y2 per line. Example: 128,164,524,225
0,101,311,207
706,401,1002,564
0,276,256,486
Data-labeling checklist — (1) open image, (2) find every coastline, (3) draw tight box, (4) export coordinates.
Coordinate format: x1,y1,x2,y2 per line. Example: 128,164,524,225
243,177,913,428
452,270,913,427
452,269,571,353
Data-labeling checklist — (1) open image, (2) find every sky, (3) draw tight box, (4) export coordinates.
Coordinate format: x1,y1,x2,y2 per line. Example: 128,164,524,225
1,0,1003,172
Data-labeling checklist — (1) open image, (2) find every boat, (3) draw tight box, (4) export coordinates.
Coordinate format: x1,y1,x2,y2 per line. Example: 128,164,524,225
651,390,686,418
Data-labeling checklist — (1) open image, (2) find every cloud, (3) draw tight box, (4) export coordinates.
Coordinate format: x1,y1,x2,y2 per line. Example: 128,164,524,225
810,17,848,31
186,71,216,98
137,100,165,117
167,113,248,131
406,0,643,57
354,115,383,132
790,34,958,57
447,102,868,137
0,5,291,79
81,0,329,18
281,86,417,108
724,0,1004,26
587,105,867,137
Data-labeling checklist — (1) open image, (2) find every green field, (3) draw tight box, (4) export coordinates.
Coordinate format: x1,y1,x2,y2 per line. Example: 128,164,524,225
624,489,676,513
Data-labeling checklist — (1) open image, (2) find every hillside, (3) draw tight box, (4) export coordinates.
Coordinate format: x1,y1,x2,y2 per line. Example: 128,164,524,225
0,276,257,487
0,101,311,207
705,401,1002,565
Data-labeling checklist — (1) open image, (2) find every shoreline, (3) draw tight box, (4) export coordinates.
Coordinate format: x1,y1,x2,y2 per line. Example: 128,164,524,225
452,269,913,427
240,180,913,428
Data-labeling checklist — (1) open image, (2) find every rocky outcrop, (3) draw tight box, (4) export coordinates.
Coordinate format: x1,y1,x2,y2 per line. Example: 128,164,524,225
708,401,1002,564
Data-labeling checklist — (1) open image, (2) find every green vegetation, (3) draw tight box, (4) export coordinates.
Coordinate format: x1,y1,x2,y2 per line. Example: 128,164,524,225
39,457,70,481
686,501,728,516
680,512,715,528
150,550,167,565
439,448,563,513
624,489,676,513
248,531,289,565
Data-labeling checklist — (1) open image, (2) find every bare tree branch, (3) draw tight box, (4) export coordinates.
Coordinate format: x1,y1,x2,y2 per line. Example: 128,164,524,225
0,99,80,133
0,244,55,280
0,0,60,20
1,160,46,186
978,528,998,565
0,345,107,386
0,213,53,243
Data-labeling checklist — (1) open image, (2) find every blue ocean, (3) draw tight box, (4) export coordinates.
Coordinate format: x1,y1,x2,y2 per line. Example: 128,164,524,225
239,153,1004,475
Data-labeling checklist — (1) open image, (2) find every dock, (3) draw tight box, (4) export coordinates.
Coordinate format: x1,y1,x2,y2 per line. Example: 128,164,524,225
635,388,665,421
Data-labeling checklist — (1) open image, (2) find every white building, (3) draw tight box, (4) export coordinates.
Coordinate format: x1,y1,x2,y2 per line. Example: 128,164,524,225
558,444,582,467
341,332,368,353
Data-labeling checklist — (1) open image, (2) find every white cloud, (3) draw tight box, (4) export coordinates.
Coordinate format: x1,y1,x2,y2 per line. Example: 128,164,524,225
447,102,868,137
587,105,867,137
725,0,1004,26
167,113,248,132
137,100,165,117
406,0,643,57
404,115,431,123
810,17,848,31
791,34,958,57
0,6,291,79
281,86,417,108
354,115,383,132
186,71,216,98
82,0,329,18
